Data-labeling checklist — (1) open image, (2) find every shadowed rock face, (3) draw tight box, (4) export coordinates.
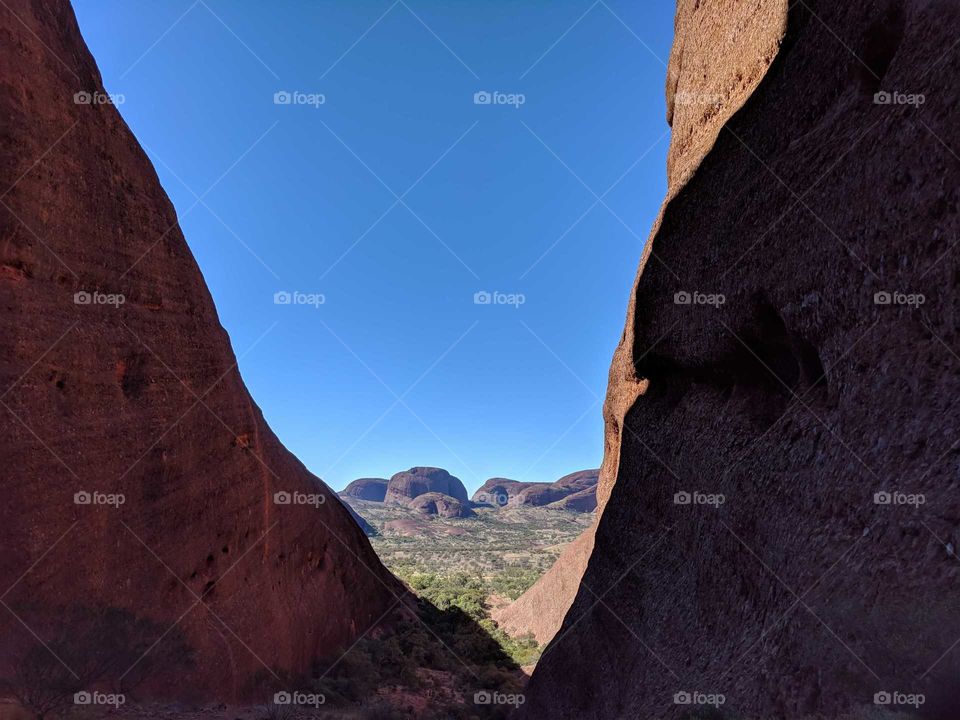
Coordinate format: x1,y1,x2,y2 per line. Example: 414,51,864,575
407,492,474,519
384,467,469,505
524,0,960,718
0,0,399,702
342,477,389,502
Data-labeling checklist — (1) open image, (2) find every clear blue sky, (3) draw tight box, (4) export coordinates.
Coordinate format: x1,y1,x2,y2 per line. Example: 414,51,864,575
72,0,675,493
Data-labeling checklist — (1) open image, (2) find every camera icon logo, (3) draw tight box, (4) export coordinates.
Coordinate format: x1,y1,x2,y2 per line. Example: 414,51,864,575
474,690,492,705
873,91,892,105
674,691,692,704
73,91,92,105
474,290,492,305
274,91,292,105
74,691,92,705
873,491,892,505
673,491,691,505
674,291,691,305
473,91,492,105
874,291,892,305
273,491,292,505
274,291,292,305
74,290,92,304
74,491,92,505
273,691,292,705
874,691,892,705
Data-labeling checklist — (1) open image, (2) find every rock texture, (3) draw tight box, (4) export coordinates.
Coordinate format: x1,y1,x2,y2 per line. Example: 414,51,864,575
384,467,468,505
341,477,388,502
0,0,400,703
523,0,960,718
407,492,474,519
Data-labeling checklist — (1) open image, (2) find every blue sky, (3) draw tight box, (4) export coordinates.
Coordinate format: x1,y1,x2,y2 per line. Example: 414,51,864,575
72,0,675,493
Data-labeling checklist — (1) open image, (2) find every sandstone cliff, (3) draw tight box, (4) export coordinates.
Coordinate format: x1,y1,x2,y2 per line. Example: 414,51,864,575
523,0,960,717
0,0,399,702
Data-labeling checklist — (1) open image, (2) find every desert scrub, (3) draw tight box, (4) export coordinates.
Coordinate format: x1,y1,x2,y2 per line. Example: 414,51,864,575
486,566,542,600
396,571,542,667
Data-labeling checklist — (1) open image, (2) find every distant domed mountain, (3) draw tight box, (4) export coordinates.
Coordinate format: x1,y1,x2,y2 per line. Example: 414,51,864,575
384,467,469,505
471,470,600,512
342,477,389,501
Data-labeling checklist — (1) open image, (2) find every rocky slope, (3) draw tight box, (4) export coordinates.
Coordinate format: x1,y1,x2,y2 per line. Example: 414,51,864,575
0,0,400,703
492,527,596,645
523,0,960,718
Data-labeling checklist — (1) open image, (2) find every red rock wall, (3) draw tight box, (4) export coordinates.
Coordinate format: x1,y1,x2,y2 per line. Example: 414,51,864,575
523,0,960,717
0,0,399,702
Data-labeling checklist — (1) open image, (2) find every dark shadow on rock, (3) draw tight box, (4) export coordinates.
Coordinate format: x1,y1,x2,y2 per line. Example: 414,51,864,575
242,593,526,720
0,605,194,719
